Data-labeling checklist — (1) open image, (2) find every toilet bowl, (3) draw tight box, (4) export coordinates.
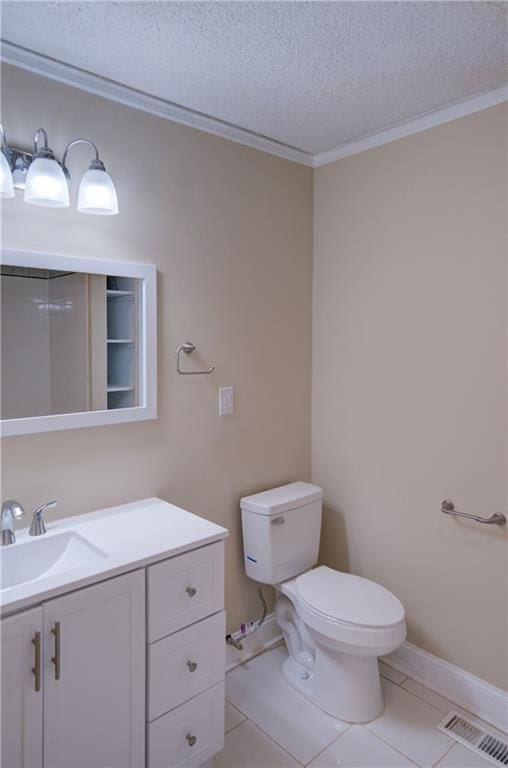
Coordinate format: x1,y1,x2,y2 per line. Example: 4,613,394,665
275,566,406,722
240,482,407,724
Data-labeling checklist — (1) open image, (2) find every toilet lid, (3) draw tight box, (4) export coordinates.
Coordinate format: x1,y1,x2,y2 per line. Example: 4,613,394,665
296,566,404,628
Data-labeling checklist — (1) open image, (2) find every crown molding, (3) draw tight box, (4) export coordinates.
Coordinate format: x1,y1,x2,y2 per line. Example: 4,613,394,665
0,40,314,167
313,84,508,167
1,41,506,170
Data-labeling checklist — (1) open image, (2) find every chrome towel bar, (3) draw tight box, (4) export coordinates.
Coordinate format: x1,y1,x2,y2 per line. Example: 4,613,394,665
176,342,215,375
441,499,506,526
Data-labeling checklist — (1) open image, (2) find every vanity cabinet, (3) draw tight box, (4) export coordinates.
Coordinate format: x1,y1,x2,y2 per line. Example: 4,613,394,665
1,532,226,768
1,607,43,768
1,570,145,768
43,570,145,768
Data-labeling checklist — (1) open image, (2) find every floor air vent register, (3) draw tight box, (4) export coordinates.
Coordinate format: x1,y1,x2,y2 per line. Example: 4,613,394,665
438,711,508,766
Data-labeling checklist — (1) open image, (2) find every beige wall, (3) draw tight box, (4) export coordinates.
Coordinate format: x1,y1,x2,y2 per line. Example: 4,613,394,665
313,104,508,690
0,64,313,630
2,63,507,690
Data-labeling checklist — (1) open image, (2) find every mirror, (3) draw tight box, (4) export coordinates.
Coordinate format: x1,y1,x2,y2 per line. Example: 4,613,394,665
1,250,156,436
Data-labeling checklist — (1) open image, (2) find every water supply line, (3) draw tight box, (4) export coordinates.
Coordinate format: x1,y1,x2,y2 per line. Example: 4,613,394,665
226,583,267,651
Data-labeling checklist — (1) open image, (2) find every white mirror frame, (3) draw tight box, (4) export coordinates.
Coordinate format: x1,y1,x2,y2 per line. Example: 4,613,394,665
1,249,157,437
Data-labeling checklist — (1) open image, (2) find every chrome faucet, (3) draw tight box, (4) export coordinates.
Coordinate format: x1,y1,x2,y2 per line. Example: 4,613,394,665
1,500,26,546
29,500,57,537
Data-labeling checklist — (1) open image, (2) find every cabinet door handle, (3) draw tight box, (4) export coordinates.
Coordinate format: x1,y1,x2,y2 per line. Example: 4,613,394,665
187,660,198,672
186,734,197,747
31,631,41,692
51,621,61,680
186,586,197,597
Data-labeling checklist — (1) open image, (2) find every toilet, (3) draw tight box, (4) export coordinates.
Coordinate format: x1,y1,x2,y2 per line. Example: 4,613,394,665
240,482,406,723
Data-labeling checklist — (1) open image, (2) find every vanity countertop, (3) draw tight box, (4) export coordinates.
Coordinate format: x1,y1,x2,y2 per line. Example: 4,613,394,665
0,497,228,617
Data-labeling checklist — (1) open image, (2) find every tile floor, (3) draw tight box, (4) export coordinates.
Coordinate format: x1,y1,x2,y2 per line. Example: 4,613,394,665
214,646,498,768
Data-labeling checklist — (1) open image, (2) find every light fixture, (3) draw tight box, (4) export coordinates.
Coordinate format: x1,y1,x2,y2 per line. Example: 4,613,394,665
0,125,15,199
63,139,118,215
24,128,69,208
0,123,119,214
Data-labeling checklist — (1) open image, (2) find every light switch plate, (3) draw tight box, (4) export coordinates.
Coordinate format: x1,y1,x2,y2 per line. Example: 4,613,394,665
219,387,234,416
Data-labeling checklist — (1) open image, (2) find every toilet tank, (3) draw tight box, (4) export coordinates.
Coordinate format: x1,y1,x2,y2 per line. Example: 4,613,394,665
240,482,323,585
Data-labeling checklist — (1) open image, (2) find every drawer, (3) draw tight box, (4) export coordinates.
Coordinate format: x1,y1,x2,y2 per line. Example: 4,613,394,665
148,611,225,721
147,683,224,768
148,542,224,642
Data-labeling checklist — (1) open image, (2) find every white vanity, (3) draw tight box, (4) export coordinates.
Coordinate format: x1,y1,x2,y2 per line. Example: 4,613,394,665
0,498,228,768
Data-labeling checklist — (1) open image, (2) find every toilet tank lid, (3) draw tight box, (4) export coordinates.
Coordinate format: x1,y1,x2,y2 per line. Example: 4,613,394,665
240,482,323,515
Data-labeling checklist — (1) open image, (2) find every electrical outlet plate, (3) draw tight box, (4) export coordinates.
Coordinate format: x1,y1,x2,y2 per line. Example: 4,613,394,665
219,387,234,416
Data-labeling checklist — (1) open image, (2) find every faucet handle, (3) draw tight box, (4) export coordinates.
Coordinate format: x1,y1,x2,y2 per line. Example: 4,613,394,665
29,500,57,537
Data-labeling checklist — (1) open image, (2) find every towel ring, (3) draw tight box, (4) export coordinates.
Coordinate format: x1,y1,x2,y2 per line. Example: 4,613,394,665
176,342,215,375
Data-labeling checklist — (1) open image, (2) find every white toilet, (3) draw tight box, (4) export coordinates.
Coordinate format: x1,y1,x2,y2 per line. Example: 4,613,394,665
240,482,406,723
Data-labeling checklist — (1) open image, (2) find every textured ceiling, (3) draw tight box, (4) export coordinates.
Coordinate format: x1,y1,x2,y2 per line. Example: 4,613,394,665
1,1,506,155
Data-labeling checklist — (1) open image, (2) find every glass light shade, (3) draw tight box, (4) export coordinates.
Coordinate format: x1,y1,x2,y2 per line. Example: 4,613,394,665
77,168,119,215
0,151,15,199
24,157,69,207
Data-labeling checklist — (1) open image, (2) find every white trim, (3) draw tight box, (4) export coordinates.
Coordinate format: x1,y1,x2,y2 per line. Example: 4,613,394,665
3,42,505,170
313,85,508,167
384,641,508,734
226,613,282,672
0,249,157,437
0,41,313,168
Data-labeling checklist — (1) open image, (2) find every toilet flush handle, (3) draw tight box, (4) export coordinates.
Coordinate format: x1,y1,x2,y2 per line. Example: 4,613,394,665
271,517,285,526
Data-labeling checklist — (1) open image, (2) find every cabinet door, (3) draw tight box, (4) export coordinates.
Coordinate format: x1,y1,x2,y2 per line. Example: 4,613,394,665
1,607,43,768
43,570,145,768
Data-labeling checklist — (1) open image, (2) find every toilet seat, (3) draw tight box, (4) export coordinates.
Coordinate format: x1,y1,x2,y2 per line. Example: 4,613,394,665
280,566,406,654
296,566,405,629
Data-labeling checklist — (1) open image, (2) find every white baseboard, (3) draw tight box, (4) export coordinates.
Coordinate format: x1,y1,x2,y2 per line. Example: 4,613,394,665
226,613,282,672
384,641,508,734
227,617,508,733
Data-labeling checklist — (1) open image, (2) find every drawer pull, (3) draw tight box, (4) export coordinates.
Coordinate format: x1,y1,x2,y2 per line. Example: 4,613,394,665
185,586,197,598
187,660,198,672
186,734,197,747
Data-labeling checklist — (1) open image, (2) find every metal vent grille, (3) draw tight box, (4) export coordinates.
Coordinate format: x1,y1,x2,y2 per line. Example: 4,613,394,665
438,711,508,767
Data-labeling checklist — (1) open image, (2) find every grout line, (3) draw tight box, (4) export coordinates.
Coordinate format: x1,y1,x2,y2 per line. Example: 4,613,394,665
381,677,446,716
432,742,456,767
241,716,307,766
224,699,248,735
361,724,430,768
379,669,408,687
225,696,251,722
224,717,248,737
360,726,423,768
397,678,489,725
302,724,353,766
398,681,454,713
380,661,409,686
364,683,453,767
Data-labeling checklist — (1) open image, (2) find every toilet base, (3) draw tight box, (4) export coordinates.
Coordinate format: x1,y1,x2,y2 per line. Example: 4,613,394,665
275,593,386,723
281,648,384,723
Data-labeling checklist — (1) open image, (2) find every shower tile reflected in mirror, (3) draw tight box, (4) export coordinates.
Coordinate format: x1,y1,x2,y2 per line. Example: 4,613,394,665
0,265,142,419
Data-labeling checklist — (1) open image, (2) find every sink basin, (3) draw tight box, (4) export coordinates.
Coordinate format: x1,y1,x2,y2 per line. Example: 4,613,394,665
0,532,108,590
